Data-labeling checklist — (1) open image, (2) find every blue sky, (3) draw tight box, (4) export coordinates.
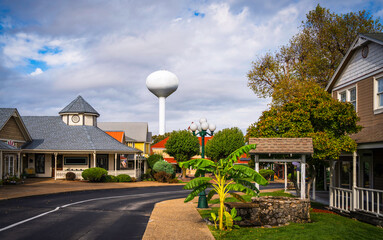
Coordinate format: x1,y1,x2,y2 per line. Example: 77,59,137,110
0,0,383,134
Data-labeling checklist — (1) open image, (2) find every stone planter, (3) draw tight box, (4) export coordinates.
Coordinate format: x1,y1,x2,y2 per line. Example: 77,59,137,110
225,196,310,227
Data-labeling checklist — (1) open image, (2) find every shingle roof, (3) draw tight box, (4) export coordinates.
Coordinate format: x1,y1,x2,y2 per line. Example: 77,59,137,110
97,122,150,142
0,141,19,150
361,33,383,44
0,108,16,130
249,138,313,154
22,116,140,152
59,96,99,116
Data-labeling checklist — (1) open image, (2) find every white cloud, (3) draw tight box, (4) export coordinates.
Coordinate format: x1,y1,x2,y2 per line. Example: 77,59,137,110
30,68,43,76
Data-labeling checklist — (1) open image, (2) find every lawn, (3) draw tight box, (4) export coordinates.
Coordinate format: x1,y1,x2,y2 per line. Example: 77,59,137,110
200,191,383,240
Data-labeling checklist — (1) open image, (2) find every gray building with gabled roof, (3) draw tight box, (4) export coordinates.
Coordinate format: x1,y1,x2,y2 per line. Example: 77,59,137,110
1,96,145,180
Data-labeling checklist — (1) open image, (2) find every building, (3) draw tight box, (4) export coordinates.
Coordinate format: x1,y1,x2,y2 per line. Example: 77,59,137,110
97,122,152,158
0,96,144,180
326,33,383,221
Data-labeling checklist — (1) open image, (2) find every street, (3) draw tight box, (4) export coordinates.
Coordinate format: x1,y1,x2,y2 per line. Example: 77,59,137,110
0,186,188,240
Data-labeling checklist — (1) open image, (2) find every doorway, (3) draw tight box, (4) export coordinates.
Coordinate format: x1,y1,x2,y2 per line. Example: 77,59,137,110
97,154,109,170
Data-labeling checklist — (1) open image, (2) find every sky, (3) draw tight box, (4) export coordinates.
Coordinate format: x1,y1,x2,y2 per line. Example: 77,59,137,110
1,0,383,135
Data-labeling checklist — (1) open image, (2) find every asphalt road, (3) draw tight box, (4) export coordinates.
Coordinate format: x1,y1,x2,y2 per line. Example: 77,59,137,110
0,186,189,240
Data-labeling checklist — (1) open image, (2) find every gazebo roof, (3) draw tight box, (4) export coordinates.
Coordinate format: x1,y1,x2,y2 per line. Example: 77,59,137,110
249,138,313,154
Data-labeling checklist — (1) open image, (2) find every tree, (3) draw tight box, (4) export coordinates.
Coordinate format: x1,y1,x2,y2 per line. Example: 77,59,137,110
165,130,200,177
147,153,163,169
247,4,382,104
205,127,245,161
151,132,171,144
180,145,268,230
246,84,362,198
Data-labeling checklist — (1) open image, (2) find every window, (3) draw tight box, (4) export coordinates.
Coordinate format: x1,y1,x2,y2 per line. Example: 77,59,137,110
349,88,356,110
4,155,15,176
35,154,45,173
338,86,357,111
64,157,87,165
378,79,383,107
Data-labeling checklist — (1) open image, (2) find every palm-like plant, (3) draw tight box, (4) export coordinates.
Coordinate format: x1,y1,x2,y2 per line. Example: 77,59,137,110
180,144,268,230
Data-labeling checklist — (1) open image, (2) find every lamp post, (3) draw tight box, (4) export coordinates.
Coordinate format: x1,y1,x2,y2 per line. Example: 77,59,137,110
189,118,216,208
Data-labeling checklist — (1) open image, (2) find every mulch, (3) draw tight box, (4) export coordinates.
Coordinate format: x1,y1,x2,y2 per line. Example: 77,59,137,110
311,208,338,215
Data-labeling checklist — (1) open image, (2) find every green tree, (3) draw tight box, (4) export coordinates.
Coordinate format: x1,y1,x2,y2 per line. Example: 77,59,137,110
147,153,164,169
205,127,245,161
247,4,382,104
180,145,268,230
246,84,362,198
165,130,200,177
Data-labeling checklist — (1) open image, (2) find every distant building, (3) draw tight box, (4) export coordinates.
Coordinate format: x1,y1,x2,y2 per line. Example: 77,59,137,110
97,122,152,158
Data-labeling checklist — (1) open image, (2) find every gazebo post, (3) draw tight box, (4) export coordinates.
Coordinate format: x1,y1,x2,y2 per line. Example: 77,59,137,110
301,155,306,199
255,154,260,190
284,162,287,191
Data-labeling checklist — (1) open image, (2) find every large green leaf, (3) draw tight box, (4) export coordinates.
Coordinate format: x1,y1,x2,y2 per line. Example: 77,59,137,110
183,177,212,190
226,183,258,197
225,144,257,163
232,165,268,186
184,183,210,202
233,179,259,193
229,192,246,203
207,189,216,201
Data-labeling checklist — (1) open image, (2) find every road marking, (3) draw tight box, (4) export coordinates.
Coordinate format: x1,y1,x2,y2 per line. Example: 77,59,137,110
0,190,187,232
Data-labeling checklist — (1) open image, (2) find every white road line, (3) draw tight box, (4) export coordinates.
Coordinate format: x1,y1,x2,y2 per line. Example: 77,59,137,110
0,190,187,233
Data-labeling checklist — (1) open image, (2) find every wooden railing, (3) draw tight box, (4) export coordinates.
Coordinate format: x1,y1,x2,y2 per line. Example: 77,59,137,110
330,187,353,212
355,187,383,217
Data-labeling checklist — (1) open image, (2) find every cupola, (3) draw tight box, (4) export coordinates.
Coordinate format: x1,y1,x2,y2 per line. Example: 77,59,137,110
59,96,100,126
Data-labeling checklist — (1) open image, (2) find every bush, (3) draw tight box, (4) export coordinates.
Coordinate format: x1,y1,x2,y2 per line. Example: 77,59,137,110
154,171,172,183
82,167,108,182
116,174,132,182
153,160,175,177
65,172,76,181
147,154,164,168
259,169,274,180
131,177,136,182
168,178,180,184
104,175,118,182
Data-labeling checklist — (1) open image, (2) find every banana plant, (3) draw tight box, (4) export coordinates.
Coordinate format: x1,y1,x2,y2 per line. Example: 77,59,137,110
180,144,268,230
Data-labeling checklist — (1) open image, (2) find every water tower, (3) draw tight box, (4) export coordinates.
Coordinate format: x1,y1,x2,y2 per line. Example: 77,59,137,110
146,70,179,135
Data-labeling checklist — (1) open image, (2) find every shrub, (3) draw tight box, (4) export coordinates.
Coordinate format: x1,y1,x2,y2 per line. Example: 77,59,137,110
82,167,108,182
65,172,76,181
104,175,118,182
168,178,180,184
147,154,164,168
153,160,175,177
154,171,172,183
259,169,274,180
131,177,136,182
116,174,132,182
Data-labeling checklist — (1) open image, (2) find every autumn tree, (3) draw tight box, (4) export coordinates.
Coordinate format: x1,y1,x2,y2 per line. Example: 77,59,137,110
205,127,245,161
247,4,382,104
246,85,362,198
165,130,200,177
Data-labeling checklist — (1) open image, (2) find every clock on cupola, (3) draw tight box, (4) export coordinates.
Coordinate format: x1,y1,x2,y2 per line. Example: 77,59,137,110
59,96,100,126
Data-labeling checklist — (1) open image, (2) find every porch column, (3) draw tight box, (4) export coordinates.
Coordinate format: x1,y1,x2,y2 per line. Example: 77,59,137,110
352,151,357,211
0,151,2,180
93,151,96,168
54,153,58,180
134,154,137,178
297,169,300,186
329,160,335,207
17,152,21,177
255,155,259,190
114,153,117,176
284,162,287,191
301,155,306,199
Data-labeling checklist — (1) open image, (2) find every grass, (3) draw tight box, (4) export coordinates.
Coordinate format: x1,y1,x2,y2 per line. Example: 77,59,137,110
200,191,383,239
208,190,295,204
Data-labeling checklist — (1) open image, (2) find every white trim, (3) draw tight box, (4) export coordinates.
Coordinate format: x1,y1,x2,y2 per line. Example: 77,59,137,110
336,84,358,113
373,75,383,114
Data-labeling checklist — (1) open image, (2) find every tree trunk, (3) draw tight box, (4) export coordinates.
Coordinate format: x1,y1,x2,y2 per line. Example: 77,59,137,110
306,164,316,201
182,167,187,179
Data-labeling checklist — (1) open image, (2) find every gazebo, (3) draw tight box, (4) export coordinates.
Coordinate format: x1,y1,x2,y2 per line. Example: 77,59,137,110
249,138,314,199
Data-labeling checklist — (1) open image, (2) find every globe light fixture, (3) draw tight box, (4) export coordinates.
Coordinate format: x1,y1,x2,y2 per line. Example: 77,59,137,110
189,118,216,208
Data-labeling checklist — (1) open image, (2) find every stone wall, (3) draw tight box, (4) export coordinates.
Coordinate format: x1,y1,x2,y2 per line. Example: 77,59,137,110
224,196,310,227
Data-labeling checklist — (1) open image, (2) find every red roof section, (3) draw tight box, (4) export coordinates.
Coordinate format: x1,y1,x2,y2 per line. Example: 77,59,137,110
106,131,124,143
151,136,214,153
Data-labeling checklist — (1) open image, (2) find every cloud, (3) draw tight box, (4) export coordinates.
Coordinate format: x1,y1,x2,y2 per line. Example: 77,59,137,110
30,67,43,76
0,0,381,134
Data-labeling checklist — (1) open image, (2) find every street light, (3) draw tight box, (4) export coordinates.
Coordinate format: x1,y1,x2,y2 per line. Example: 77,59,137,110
189,118,216,208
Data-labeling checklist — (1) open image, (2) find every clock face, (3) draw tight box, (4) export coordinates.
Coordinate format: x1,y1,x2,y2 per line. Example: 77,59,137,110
72,115,80,123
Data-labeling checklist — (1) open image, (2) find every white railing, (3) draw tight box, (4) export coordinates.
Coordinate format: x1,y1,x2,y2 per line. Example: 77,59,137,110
330,187,353,212
355,187,383,217
108,170,136,178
